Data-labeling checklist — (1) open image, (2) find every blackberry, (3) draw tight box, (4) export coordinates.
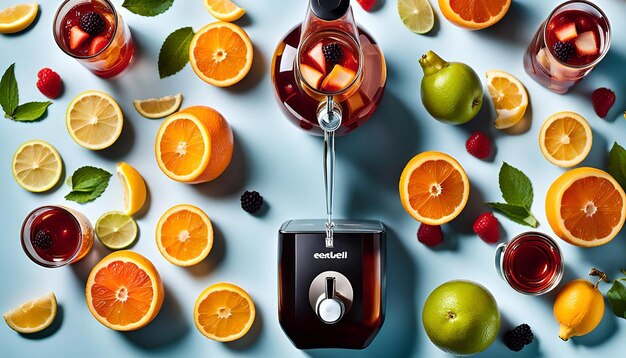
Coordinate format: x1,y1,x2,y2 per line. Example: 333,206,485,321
80,12,105,36
32,230,53,250
241,190,263,213
504,324,534,352
322,43,342,65
553,41,574,62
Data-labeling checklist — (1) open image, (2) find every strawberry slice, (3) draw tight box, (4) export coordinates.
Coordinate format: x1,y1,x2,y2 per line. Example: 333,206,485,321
306,42,326,74
555,22,577,42
88,36,109,56
300,64,324,90
321,65,356,92
574,31,598,56
69,26,90,50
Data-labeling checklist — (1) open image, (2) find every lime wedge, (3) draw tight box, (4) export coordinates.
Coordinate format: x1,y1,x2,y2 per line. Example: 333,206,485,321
398,0,435,34
95,211,138,250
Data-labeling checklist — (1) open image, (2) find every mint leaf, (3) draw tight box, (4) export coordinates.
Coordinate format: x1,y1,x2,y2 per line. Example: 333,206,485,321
11,101,51,122
65,166,111,203
607,280,626,319
0,64,19,117
486,202,539,228
122,0,174,17
159,27,195,79
608,142,626,191
500,162,533,208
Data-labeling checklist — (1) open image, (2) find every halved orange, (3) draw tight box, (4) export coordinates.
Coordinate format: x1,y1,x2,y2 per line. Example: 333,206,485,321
194,282,255,342
86,251,164,331
439,0,511,30
399,151,470,225
156,204,213,267
189,22,253,87
546,168,626,247
155,106,233,183
539,111,592,168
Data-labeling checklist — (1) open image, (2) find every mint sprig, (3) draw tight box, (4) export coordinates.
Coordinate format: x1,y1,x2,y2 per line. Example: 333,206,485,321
0,64,51,122
122,0,174,17
486,162,539,228
608,142,626,191
65,166,111,203
159,27,195,79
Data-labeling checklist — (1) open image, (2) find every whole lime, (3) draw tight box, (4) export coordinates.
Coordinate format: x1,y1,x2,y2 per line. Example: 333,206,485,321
420,51,483,125
422,280,500,355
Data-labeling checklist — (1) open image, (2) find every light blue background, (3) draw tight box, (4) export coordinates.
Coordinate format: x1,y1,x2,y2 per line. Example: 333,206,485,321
1,0,625,357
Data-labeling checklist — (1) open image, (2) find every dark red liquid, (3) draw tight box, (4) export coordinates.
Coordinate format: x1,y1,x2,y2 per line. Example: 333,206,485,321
300,38,359,91
61,2,114,57
29,207,81,263
503,234,562,293
546,9,608,67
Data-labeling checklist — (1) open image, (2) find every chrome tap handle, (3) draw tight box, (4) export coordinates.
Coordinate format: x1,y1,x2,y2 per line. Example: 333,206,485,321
325,276,336,300
318,96,341,248
316,276,344,324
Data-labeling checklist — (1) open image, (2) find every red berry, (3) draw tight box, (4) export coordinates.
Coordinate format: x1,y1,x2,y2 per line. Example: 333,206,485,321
356,0,376,11
473,212,500,244
88,36,109,56
36,68,63,99
466,131,491,159
69,26,90,50
591,87,616,118
417,224,443,247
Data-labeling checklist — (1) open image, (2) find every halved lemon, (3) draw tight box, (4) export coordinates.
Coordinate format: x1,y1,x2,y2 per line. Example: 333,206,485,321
539,111,592,168
189,22,253,87
12,140,62,192
399,151,470,225
486,70,528,129
546,167,626,247
204,0,245,22
133,94,182,119
438,0,511,30
66,90,123,150
398,0,434,34
117,162,147,216
156,204,213,267
194,283,255,342
0,3,38,34
3,292,56,334
95,211,138,250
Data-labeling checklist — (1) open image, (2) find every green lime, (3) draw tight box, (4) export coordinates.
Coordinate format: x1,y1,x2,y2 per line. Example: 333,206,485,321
398,0,434,34
95,211,138,250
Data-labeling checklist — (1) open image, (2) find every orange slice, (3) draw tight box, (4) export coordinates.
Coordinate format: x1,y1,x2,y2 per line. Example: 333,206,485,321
155,106,233,183
438,0,511,30
546,168,626,247
156,204,213,267
399,151,470,225
86,251,164,331
194,283,255,342
539,111,592,168
204,0,245,22
189,22,253,87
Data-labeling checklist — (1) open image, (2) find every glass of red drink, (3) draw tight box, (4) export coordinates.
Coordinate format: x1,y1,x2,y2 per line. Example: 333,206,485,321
21,206,94,268
495,232,564,295
524,0,610,94
53,0,135,78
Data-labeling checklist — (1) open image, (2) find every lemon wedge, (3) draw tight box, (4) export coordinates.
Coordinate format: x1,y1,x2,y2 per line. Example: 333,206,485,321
116,162,147,216
0,3,38,34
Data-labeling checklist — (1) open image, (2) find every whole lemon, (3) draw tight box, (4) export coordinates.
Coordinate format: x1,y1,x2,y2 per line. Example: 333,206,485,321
553,279,604,341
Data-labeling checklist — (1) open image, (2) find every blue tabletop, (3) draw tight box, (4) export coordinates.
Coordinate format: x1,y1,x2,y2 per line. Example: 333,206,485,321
1,0,625,357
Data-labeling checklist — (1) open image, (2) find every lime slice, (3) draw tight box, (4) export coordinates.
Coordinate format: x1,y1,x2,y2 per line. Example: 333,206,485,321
398,0,434,34
12,140,63,192
95,211,138,250
66,90,123,150
133,94,182,119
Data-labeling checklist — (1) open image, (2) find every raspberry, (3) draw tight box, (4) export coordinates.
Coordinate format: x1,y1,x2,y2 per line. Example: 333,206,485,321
472,212,500,244
80,12,105,36
241,190,263,213
591,87,616,118
36,68,63,99
504,324,534,352
553,41,574,62
417,224,443,247
32,230,53,250
465,131,491,159
356,0,376,11
322,43,342,66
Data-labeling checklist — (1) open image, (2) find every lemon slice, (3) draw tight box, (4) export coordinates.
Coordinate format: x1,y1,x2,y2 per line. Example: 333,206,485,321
0,3,38,34
398,0,434,34
117,162,147,216
3,292,57,334
204,0,245,22
95,211,138,250
539,111,592,168
486,70,529,129
12,140,62,192
133,94,182,119
66,90,123,150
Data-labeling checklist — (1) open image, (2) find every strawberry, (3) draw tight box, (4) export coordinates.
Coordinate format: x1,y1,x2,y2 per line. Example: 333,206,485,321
465,131,491,159
417,224,443,247
88,36,109,56
69,26,90,50
592,88,616,118
473,212,500,244
36,68,63,99
356,0,376,11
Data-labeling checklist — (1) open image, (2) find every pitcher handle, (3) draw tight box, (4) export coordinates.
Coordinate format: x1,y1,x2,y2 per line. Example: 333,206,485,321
494,243,507,280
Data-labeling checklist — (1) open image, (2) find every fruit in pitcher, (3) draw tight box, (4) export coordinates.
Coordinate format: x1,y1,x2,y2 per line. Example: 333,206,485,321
419,51,483,125
438,0,511,30
322,43,342,66
88,36,109,56
555,22,577,42
321,65,357,92
306,42,326,73
0,3,38,34
485,70,528,129
3,292,57,334
69,26,90,50
553,41,575,62
539,111,592,168
422,280,500,355
300,64,324,89
574,31,598,56
80,11,105,36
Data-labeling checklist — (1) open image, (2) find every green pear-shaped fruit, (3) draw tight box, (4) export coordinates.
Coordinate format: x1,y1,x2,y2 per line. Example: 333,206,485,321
419,51,483,125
